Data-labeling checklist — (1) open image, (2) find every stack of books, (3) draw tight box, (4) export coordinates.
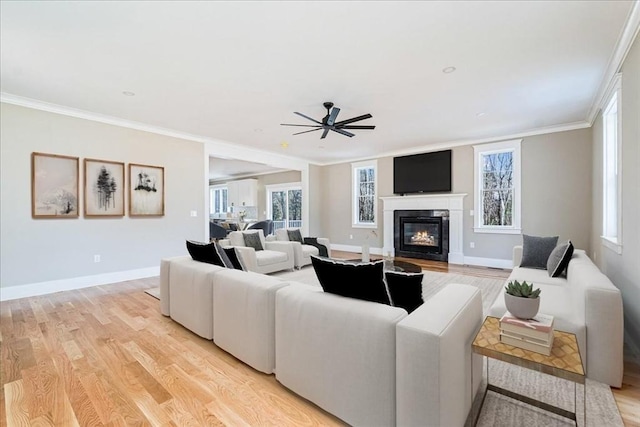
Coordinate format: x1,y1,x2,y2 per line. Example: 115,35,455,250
499,312,555,356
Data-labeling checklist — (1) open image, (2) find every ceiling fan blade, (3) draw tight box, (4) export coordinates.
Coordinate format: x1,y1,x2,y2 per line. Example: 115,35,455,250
294,112,322,124
327,107,340,126
334,113,373,126
320,128,330,139
280,123,322,127
292,128,323,136
331,128,355,138
339,125,376,130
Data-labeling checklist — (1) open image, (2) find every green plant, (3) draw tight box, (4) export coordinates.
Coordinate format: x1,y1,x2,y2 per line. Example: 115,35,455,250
505,280,541,298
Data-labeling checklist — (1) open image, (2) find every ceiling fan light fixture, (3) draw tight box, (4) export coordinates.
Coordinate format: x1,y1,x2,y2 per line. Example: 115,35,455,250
281,102,375,139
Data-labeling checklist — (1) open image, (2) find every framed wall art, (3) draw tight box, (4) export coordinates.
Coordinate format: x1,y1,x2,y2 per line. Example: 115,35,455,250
84,158,125,217
129,163,164,216
31,152,79,218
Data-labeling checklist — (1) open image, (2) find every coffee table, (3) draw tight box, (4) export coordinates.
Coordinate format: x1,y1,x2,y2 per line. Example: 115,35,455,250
471,316,585,426
345,258,422,273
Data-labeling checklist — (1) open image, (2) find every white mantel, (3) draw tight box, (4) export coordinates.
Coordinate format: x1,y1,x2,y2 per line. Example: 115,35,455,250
380,193,467,265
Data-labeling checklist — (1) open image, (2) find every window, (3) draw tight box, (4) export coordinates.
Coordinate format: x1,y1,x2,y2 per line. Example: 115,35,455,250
602,74,622,254
209,185,228,215
473,139,521,234
352,160,377,227
266,183,302,231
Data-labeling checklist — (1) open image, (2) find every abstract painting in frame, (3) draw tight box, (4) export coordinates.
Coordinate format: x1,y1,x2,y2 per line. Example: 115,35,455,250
129,163,164,216
84,158,125,217
31,152,79,218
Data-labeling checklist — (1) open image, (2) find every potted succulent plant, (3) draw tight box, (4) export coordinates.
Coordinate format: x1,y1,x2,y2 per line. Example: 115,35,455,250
504,280,541,319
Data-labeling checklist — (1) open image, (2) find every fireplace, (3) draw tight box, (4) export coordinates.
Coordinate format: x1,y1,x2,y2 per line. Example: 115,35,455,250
394,210,449,262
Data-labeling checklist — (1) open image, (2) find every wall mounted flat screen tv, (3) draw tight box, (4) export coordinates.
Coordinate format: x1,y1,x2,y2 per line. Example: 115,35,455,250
393,150,452,194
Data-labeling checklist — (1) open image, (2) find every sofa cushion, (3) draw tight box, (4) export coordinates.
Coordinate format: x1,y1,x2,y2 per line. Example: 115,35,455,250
287,229,304,243
243,231,264,251
385,271,424,313
255,249,289,266
310,256,390,305
520,235,558,269
301,244,319,259
186,240,231,268
223,247,246,271
547,240,574,277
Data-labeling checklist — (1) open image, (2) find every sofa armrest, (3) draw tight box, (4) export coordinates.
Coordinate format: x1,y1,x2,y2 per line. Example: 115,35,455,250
513,245,523,268
396,283,483,427
265,234,277,242
233,246,258,272
218,239,231,248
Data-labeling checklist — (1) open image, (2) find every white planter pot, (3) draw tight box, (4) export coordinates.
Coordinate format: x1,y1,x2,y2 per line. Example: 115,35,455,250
504,293,540,319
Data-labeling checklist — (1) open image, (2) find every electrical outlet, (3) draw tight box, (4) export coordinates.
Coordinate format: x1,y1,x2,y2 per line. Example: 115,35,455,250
470,210,474,216
350,234,353,239
469,242,475,249
190,210,197,217
94,255,101,263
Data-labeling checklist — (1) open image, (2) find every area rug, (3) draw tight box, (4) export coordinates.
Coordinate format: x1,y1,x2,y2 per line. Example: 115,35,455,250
272,267,623,427
144,287,160,299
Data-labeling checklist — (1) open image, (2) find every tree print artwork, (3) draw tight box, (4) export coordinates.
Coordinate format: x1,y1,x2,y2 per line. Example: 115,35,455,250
84,159,125,217
129,163,164,216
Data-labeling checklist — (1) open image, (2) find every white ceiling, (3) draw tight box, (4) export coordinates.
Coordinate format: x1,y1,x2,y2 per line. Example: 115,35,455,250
209,157,286,181
1,1,636,167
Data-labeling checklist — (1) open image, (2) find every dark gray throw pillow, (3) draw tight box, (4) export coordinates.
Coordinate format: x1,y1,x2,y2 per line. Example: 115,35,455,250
243,232,264,251
287,229,304,243
311,256,390,305
385,271,424,313
520,234,559,269
223,247,246,271
547,240,574,277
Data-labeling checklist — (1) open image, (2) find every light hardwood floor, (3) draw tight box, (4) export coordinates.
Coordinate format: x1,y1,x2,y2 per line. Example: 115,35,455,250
1,255,638,426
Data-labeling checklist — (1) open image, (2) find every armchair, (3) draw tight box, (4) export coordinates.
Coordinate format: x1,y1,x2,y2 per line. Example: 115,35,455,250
224,229,294,274
274,228,331,269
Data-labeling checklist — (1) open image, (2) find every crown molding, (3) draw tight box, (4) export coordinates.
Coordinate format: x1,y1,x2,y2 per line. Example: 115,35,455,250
587,0,640,124
316,120,591,167
0,92,315,168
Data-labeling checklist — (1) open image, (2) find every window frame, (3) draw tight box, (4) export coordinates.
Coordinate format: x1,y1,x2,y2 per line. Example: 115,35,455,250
209,184,228,216
473,139,522,234
601,74,622,254
351,159,378,228
266,182,303,230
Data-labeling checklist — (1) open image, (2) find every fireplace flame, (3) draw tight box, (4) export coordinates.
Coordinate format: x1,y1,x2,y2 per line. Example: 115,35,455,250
410,230,437,246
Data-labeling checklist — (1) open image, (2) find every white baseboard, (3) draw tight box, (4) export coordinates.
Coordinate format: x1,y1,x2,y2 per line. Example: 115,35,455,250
464,256,512,269
0,267,160,301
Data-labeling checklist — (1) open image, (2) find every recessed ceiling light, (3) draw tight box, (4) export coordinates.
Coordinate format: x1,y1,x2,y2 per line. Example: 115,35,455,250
254,128,263,133
476,112,486,117
442,66,456,74
122,91,135,96
280,141,289,149
318,145,325,149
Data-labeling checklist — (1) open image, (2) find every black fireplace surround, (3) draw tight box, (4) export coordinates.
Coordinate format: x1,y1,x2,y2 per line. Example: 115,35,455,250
394,210,449,262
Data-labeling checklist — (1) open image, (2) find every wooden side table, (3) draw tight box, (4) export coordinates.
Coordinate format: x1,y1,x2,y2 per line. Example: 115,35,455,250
471,316,585,426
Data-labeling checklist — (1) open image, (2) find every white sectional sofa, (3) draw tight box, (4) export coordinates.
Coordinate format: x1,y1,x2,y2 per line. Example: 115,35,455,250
489,245,624,387
160,255,485,426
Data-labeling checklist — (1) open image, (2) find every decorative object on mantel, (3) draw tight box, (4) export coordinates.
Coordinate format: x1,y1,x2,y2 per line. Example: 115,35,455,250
31,152,79,218
504,280,541,319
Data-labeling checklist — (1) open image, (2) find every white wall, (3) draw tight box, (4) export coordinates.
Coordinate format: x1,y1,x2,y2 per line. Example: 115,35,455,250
0,103,206,295
591,33,640,350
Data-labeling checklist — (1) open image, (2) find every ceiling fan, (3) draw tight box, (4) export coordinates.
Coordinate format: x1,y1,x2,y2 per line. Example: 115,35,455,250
281,102,375,139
